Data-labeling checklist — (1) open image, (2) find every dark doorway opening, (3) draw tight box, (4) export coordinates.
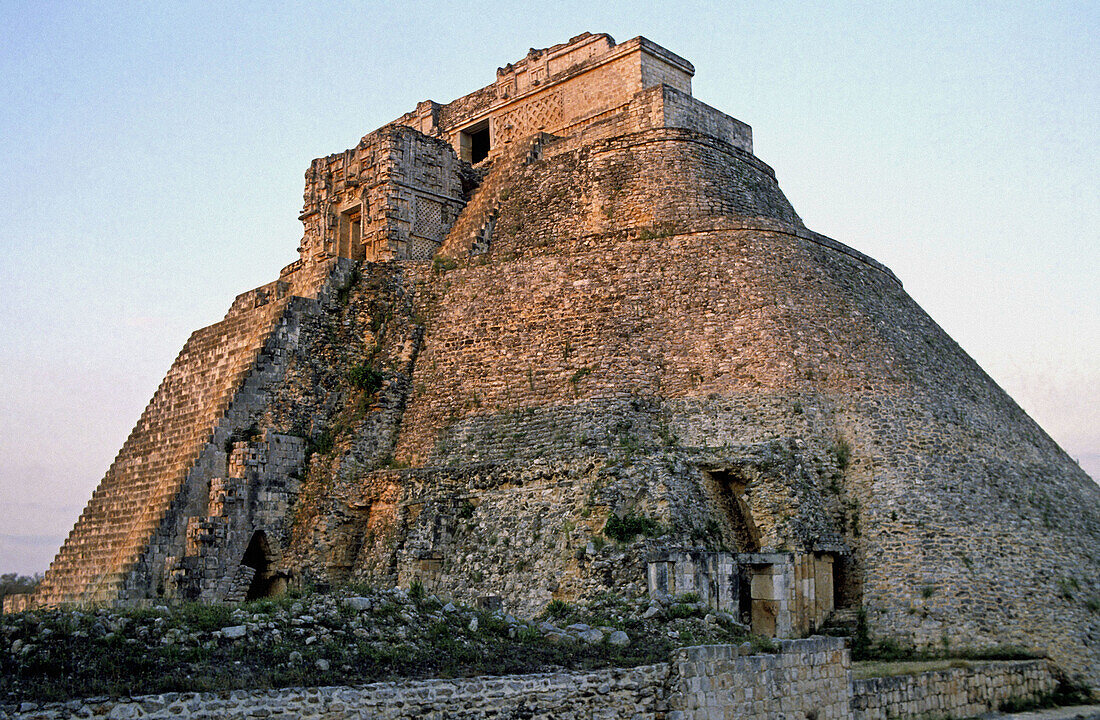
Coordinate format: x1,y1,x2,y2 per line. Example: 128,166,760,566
706,469,762,553
242,531,279,601
462,121,491,164
832,553,861,609
338,205,362,260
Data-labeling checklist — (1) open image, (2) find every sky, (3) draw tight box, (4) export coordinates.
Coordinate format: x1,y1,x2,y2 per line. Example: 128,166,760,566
0,1,1096,576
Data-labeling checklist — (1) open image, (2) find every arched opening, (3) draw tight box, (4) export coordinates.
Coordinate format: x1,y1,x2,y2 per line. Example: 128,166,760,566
241,530,280,601
703,468,761,552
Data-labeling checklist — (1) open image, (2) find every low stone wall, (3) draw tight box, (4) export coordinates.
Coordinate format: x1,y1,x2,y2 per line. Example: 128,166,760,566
852,659,1059,720
2,639,1067,720
2,665,668,720
667,637,851,720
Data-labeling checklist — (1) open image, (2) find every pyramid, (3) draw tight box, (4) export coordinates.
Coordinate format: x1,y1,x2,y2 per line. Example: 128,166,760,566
16,33,1098,684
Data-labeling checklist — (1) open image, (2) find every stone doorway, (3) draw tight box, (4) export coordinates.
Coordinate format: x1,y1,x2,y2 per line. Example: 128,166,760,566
338,205,363,259
241,530,280,601
704,469,761,552
460,120,491,164
739,552,837,637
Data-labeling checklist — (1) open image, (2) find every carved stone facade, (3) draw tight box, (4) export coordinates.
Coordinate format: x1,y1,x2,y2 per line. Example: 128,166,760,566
298,127,470,263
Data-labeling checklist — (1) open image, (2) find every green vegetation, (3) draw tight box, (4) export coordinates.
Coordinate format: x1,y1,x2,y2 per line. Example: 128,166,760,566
347,363,385,394
568,366,593,385
223,423,260,453
833,437,852,471
432,256,458,275
544,599,571,619
668,600,704,620
603,512,663,543
335,267,361,305
1057,577,1080,601
310,428,335,456
853,658,972,679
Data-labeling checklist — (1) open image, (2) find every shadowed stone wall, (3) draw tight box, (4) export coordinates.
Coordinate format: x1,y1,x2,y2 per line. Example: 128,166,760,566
2,639,1064,720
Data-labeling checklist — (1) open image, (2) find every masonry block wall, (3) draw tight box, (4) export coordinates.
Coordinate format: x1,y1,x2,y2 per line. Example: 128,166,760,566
391,32,696,163
851,660,1060,720
8,638,1066,720
666,638,852,720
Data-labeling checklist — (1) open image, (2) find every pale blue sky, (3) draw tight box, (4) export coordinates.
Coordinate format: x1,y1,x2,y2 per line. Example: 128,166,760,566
1,2,1096,575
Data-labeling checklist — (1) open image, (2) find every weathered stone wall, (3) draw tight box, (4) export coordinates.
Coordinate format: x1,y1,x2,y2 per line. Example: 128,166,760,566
666,638,851,720
27,260,339,607
26,259,363,607
393,133,808,467
284,436,850,620
661,85,753,152
5,638,1063,720
383,116,1099,681
3,666,668,719
852,660,1059,720
262,261,435,586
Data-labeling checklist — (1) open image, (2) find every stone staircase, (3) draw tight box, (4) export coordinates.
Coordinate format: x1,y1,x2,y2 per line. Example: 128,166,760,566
30,260,350,608
819,607,862,638
32,299,292,606
438,134,553,258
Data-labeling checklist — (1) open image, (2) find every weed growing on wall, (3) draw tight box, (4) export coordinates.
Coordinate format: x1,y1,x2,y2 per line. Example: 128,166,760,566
603,512,663,543
347,363,384,394
833,437,852,471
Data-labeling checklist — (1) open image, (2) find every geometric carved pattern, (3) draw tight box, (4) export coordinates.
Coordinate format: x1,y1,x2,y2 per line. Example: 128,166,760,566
497,91,563,144
413,197,444,242
409,234,440,262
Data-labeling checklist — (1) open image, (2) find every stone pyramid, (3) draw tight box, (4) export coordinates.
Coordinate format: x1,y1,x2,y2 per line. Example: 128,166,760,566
16,33,1098,684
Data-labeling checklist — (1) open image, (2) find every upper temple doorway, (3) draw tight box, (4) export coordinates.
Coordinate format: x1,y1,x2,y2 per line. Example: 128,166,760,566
337,205,363,260
460,120,491,164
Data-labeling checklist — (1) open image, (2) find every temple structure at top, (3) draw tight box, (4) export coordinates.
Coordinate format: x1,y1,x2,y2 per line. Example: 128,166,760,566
296,33,751,264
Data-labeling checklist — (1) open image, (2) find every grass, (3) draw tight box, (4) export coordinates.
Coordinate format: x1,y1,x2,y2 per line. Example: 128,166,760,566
347,363,384,394
853,658,973,679
1,588,754,704
853,635,1040,663
603,512,663,543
